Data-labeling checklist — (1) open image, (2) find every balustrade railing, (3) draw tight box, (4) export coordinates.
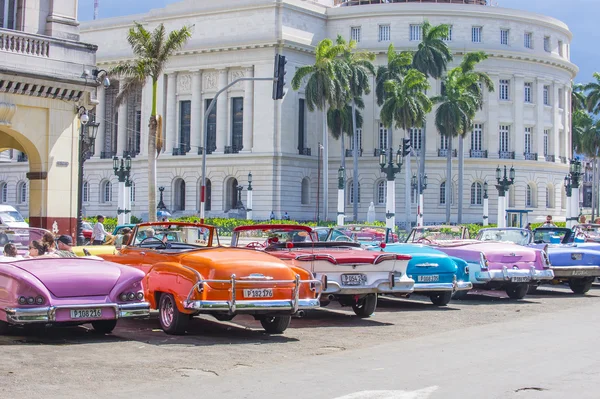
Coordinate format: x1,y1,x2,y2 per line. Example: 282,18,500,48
299,148,312,156
499,151,515,160
346,148,363,157
469,149,488,158
523,152,538,161
0,30,50,57
336,0,487,5
438,149,457,157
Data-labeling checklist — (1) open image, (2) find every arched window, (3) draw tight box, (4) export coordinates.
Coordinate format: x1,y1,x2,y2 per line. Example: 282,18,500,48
301,177,310,205
225,178,239,211
100,180,112,203
206,179,212,211
17,181,27,204
129,182,136,203
546,185,554,208
173,178,186,211
82,181,90,203
376,181,386,205
471,182,483,205
347,180,361,204
440,181,453,205
0,182,7,203
526,185,533,207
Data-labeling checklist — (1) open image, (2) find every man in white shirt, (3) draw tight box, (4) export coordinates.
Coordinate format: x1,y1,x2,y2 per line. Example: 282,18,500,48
92,215,109,245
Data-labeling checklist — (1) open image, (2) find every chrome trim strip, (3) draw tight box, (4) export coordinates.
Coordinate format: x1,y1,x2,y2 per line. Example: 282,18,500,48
413,282,455,292
456,281,473,291
184,298,320,312
4,302,150,324
414,263,439,268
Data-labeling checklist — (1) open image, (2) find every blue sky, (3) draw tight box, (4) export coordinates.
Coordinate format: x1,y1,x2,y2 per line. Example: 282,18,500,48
78,0,597,82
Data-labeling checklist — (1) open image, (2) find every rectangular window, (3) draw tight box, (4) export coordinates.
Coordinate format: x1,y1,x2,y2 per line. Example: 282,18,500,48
298,99,305,152
471,124,482,151
558,40,564,57
558,88,564,109
179,100,191,153
231,97,244,153
205,99,217,153
410,24,422,41
544,36,551,52
442,25,453,42
524,127,532,154
378,25,390,42
440,134,449,150
410,127,422,150
377,182,386,205
500,29,509,45
543,85,550,105
524,32,533,49
544,129,549,156
472,26,482,43
499,125,510,153
350,128,363,151
378,123,388,150
499,79,510,101
351,26,361,43
135,110,142,155
524,82,532,103
0,0,17,29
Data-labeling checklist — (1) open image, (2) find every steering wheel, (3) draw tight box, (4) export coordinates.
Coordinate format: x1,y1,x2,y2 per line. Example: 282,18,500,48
246,241,266,249
416,237,432,244
139,236,167,249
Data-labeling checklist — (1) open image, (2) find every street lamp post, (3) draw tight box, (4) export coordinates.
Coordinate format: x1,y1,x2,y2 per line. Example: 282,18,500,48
564,175,572,228
482,181,489,226
246,172,253,220
113,155,132,225
568,159,583,228
76,109,99,245
157,187,167,211
337,166,345,226
411,173,428,226
495,165,515,228
379,147,403,230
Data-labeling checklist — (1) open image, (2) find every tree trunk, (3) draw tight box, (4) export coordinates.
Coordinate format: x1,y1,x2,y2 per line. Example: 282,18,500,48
341,126,346,169
352,99,359,222
457,135,464,224
446,136,452,224
148,79,158,222
323,108,329,221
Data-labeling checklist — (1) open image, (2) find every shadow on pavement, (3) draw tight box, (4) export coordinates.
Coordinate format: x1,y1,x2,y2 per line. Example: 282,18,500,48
451,290,541,305
375,296,461,312
285,308,394,329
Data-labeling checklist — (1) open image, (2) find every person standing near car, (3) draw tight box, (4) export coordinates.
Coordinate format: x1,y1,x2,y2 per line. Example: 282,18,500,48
92,215,109,245
541,215,557,228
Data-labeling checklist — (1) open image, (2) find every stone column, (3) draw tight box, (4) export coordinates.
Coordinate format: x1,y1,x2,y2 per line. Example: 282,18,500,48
552,81,560,162
513,75,525,159
535,78,546,158
94,85,106,157
165,73,178,155
190,70,202,154
487,74,499,158
216,68,228,152
116,83,128,157
242,66,254,153
563,85,571,158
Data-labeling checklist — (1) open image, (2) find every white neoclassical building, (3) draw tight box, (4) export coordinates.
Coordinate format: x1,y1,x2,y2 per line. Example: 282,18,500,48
0,0,578,225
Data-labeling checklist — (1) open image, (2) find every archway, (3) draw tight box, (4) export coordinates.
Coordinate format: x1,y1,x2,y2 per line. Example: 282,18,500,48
173,178,186,211
225,177,239,211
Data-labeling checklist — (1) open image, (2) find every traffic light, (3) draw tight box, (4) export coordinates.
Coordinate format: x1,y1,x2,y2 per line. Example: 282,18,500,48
272,54,287,100
402,138,412,157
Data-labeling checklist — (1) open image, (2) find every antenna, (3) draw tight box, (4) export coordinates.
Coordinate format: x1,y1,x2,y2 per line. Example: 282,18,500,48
94,0,99,20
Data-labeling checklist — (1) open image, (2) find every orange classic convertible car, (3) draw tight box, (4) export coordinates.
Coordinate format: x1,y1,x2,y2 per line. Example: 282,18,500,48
100,222,321,335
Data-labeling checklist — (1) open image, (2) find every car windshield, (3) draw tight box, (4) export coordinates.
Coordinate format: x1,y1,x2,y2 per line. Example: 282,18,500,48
232,227,314,248
0,227,50,254
533,229,568,244
478,229,531,245
409,227,464,242
338,226,392,242
132,224,216,249
0,211,25,223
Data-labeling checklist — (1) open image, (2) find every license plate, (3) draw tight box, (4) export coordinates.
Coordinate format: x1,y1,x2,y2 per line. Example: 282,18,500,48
341,274,366,286
70,308,102,319
571,253,583,261
243,289,273,298
511,277,530,283
418,275,440,283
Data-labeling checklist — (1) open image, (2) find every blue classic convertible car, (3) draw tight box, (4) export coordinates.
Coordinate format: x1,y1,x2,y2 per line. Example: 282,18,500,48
477,227,600,294
315,226,472,305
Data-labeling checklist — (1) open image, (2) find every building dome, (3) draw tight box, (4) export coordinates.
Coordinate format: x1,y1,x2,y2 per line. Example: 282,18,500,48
336,0,488,6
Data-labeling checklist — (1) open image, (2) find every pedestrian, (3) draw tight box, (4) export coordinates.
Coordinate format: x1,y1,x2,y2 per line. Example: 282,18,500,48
3,243,19,258
28,240,49,257
92,215,109,245
541,215,556,228
579,215,587,224
283,212,290,220
525,223,532,231
55,235,77,258
41,231,57,254
270,211,275,220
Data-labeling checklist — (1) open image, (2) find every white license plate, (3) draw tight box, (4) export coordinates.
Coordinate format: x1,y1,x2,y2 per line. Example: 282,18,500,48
70,308,102,319
511,277,530,283
418,275,440,283
243,289,273,298
341,274,366,286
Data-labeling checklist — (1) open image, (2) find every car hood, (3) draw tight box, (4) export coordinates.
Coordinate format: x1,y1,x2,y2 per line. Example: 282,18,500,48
460,242,537,263
12,258,122,298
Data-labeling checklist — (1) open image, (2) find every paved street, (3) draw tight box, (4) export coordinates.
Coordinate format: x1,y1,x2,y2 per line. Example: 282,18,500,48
1,286,599,399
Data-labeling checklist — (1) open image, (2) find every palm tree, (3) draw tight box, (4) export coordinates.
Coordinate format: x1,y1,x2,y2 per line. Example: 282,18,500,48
327,97,364,169
110,22,192,222
572,83,586,114
577,114,600,218
412,21,453,80
336,35,375,222
292,38,347,221
584,72,600,115
431,52,493,223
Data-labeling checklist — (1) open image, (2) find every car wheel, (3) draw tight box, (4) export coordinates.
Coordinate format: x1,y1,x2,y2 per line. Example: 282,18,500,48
430,291,453,306
452,290,468,300
0,233,8,245
351,294,377,318
213,314,235,322
0,320,9,335
506,283,528,299
259,315,291,334
159,293,188,335
568,278,594,294
91,320,118,334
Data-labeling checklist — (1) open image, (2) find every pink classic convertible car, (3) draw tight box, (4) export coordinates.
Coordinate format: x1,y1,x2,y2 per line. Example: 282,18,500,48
0,228,150,334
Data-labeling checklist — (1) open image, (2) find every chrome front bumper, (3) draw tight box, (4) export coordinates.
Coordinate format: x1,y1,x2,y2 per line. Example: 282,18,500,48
183,274,322,315
486,267,554,283
413,278,473,293
551,266,600,278
4,302,150,324
322,274,414,295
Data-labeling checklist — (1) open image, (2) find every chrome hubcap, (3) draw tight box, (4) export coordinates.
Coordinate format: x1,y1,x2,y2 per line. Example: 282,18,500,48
161,296,174,328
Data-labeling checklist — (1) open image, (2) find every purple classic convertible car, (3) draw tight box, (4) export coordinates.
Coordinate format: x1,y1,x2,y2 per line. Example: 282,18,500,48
0,228,150,334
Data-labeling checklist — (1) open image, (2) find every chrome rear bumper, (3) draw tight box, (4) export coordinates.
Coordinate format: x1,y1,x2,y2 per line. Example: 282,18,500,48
4,302,150,324
322,274,414,295
486,267,554,282
551,266,600,278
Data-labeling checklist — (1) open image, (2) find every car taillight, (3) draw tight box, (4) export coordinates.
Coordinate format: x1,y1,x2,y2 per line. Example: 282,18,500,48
119,291,144,302
543,251,552,269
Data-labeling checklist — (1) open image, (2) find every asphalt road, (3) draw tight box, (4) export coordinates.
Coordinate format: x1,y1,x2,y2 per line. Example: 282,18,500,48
1,286,599,399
